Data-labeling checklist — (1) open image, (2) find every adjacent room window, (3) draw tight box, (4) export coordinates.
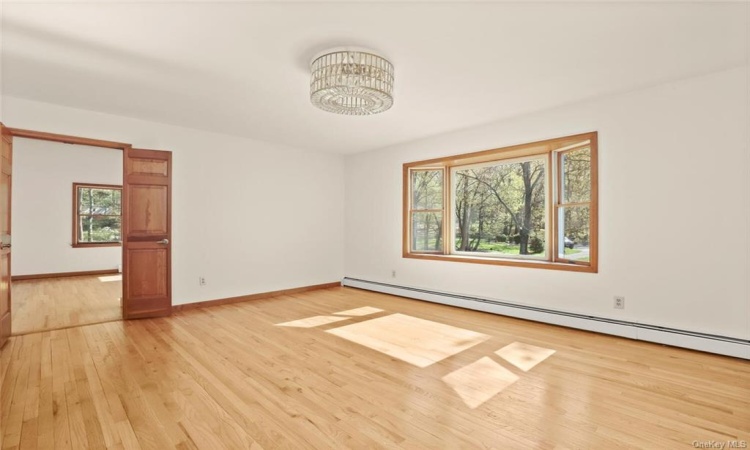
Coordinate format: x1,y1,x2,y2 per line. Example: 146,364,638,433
73,183,122,247
403,132,598,272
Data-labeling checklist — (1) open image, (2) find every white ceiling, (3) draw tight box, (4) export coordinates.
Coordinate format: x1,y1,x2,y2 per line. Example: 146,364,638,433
1,2,747,154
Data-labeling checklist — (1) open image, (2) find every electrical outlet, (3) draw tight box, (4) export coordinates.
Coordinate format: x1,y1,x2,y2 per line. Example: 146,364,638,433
614,296,625,309
391,270,396,278
199,277,207,286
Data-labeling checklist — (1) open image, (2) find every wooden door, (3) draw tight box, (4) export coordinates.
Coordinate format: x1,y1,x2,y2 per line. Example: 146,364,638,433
122,147,172,319
0,125,12,347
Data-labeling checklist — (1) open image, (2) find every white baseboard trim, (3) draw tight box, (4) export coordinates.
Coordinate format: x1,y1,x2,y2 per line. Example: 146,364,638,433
342,277,750,360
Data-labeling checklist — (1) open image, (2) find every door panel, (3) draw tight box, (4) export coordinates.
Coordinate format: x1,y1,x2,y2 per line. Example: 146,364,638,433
131,158,168,176
128,186,168,234
125,245,170,318
127,246,168,298
122,147,172,319
0,125,12,347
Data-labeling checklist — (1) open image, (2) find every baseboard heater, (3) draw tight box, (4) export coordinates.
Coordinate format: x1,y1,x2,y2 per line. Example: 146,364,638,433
341,277,750,360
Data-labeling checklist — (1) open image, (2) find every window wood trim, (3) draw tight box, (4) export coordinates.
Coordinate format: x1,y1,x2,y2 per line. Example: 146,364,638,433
405,167,446,255
72,182,123,248
403,132,598,273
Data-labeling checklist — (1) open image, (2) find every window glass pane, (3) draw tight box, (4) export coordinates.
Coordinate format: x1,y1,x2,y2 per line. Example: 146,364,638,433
561,147,591,203
90,188,121,215
78,188,92,214
78,216,122,243
411,212,443,252
411,170,443,210
453,159,546,258
558,205,590,262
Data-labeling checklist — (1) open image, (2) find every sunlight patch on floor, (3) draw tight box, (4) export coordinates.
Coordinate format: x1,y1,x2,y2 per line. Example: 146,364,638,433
326,313,490,368
442,356,519,409
333,306,384,316
495,342,556,372
98,275,122,283
276,316,350,328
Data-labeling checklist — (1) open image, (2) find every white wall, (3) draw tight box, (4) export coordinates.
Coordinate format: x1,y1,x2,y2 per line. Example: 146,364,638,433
344,67,750,341
4,96,345,305
11,138,122,275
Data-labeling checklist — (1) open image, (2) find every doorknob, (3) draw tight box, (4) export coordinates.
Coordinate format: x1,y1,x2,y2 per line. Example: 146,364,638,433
158,239,169,245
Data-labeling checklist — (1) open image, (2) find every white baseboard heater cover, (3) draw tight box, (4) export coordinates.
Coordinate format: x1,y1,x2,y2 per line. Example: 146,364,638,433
341,277,750,360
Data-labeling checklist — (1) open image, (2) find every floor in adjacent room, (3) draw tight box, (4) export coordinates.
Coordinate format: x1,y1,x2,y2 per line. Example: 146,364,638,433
11,274,122,335
1,286,748,449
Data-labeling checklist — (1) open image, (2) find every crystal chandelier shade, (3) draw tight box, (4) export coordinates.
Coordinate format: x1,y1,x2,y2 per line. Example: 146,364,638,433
310,51,394,115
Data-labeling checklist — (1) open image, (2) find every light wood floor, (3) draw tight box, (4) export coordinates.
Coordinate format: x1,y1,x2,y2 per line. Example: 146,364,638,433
1,286,748,449
11,275,122,335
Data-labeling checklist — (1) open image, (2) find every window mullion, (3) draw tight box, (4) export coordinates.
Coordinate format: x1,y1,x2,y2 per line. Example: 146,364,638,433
547,151,555,262
555,151,562,262
443,166,450,255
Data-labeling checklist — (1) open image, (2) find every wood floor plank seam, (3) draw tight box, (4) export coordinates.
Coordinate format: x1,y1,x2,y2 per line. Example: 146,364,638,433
12,319,125,338
2,286,748,449
156,317,329,449
12,275,123,336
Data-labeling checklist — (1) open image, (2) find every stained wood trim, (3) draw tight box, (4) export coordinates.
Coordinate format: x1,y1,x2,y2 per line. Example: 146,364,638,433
73,183,123,189
442,166,451,254
552,136,598,272
588,135,599,273
0,123,11,350
402,165,410,257
403,131,598,273
11,269,120,281
172,282,342,312
7,128,130,150
404,132,596,169
547,150,555,261
72,243,122,248
404,167,448,256
405,253,596,273
72,182,123,248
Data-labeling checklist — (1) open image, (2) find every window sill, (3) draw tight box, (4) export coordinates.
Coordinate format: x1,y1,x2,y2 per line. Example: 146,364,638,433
403,252,597,273
72,242,122,248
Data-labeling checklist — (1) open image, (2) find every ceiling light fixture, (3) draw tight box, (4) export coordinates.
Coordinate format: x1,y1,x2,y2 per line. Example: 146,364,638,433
310,50,394,116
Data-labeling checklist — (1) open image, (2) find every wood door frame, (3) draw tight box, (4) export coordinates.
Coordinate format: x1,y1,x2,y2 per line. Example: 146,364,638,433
0,125,12,348
4,127,171,323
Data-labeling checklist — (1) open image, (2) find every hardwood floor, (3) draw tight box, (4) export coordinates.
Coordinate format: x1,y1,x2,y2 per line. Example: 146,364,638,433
1,286,748,449
11,275,122,335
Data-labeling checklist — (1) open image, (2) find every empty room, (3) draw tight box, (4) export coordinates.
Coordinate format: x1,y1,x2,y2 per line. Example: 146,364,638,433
0,2,748,449
11,137,123,335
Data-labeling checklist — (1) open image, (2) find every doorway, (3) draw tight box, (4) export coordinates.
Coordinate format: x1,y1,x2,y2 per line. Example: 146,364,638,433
11,137,123,334
0,125,173,346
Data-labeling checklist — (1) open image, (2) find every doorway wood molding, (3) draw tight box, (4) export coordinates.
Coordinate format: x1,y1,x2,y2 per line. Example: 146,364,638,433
0,124,12,348
7,128,131,150
3,125,175,330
